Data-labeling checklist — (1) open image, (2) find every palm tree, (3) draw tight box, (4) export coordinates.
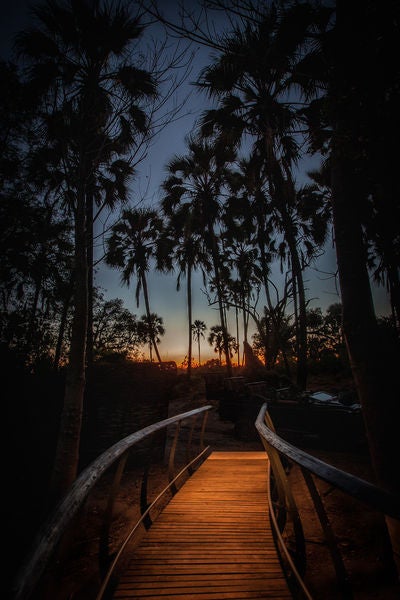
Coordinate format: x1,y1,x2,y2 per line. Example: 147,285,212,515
219,178,259,354
106,207,163,362
252,307,294,368
290,0,400,566
138,313,165,362
207,325,225,366
162,133,236,375
208,324,236,366
224,157,296,378
191,319,207,366
15,0,158,500
159,202,209,377
328,2,400,493
197,3,322,389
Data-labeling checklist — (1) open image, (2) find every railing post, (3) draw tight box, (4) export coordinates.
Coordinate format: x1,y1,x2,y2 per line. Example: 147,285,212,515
99,452,128,576
140,463,152,530
140,432,165,530
168,421,181,495
301,468,353,599
200,409,209,451
186,416,197,472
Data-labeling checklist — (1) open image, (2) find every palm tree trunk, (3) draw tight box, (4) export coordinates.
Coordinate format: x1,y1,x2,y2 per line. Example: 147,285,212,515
331,147,400,572
216,281,232,374
53,282,73,370
282,213,308,390
49,190,88,505
241,295,249,366
235,305,240,367
141,272,162,362
258,232,292,378
387,261,400,332
86,190,94,369
27,273,42,351
333,0,400,572
208,223,232,375
267,157,306,385
187,266,193,377
242,295,248,344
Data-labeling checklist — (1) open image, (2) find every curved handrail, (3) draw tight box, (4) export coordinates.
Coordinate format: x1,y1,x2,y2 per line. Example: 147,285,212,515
255,402,400,519
13,405,212,600
255,402,399,599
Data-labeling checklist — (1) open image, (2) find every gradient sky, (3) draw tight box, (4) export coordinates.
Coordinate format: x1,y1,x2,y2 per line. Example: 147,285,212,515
2,1,391,364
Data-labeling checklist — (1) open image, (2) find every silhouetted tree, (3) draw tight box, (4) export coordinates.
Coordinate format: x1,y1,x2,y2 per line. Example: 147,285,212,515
191,319,207,366
138,313,165,362
15,0,158,500
207,324,236,366
329,1,400,496
92,294,140,359
296,0,400,567
197,4,325,389
163,133,236,375
159,202,209,377
106,207,163,362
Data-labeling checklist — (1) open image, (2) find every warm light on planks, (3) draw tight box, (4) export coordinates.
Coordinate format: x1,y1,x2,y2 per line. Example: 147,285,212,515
112,451,291,599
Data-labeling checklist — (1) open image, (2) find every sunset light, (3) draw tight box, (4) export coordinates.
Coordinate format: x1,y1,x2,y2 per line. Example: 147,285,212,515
4,1,399,599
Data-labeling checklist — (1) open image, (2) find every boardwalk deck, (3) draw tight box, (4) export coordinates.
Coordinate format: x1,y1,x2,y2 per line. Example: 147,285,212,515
113,451,291,599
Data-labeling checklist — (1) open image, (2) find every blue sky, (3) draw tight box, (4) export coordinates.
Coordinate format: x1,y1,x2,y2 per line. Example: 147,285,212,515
2,1,391,364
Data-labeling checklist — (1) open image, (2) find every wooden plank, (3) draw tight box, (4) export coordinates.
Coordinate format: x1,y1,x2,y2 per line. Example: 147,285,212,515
112,452,291,599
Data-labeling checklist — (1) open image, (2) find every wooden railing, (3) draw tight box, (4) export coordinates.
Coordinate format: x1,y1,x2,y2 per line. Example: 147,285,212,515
255,401,400,599
12,405,212,600
12,394,399,600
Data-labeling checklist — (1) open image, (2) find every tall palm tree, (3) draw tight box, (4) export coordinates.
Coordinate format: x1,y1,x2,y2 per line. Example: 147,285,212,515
162,133,236,375
329,2,400,568
159,202,209,377
218,199,259,368
292,0,400,566
225,156,296,377
16,0,157,500
138,313,165,362
106,207,163,362
329,1,400,492
191,319,207,366
207,324,236,366
207,325,225,366
197,3,320,389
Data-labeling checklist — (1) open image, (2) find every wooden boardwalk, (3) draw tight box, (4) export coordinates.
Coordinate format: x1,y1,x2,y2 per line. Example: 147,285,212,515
113,451,291,599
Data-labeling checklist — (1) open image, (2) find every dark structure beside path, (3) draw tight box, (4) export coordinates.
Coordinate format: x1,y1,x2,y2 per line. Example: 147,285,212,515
80,359,178,466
